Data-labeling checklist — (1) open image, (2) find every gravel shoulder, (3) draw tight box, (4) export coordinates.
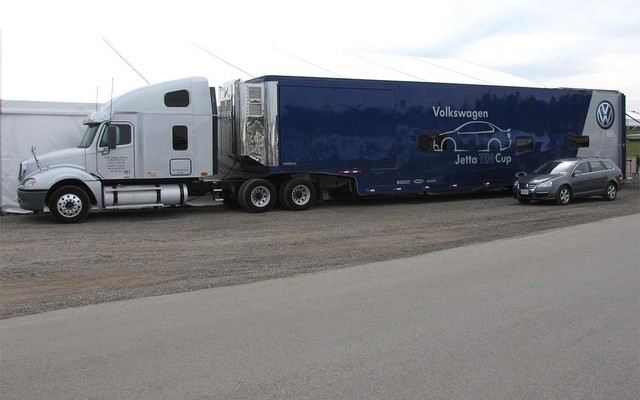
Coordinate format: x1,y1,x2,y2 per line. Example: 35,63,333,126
1,184,638,319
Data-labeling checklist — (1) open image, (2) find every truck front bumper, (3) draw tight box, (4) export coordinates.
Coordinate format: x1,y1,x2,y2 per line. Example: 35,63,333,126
17,189,47,212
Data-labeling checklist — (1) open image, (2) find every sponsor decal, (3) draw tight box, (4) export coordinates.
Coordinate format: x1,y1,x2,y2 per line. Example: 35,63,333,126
432,106,489,120
454,153,512,165
596,101,614,129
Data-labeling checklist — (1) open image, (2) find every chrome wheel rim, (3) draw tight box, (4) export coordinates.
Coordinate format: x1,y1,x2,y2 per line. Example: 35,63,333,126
291,185,311,206
559,189,570,204
250,186,271,207
607,185,616,199
56,194,83,218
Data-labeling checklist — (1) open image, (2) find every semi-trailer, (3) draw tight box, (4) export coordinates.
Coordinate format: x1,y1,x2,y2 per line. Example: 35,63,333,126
17,75,625,222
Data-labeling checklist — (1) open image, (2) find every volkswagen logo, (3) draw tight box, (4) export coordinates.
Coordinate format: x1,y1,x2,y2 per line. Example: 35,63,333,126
596,101,615,129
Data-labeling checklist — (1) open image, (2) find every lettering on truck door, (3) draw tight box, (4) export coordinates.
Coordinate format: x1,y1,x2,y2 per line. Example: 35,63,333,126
97,123,134,179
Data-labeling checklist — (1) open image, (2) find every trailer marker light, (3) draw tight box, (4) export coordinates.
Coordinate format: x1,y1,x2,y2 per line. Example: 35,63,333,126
366,188,376,192
483,182,491,187
451,184,458,188
393,187,402,191
339,169,362,174
421,185,430,190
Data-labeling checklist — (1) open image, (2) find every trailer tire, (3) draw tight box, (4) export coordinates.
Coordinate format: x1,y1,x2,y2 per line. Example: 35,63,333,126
280,178,316,211
49,186,90,223
239,179,277,213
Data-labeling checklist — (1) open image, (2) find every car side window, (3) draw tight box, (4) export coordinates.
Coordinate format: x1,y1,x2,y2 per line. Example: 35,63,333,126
574,162,589,174
589,161,604,172
602,161,614,170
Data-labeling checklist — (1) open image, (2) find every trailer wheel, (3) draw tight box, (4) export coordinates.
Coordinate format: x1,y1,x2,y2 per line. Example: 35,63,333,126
280,178,316,211
49,186,90,223
239,179,277,213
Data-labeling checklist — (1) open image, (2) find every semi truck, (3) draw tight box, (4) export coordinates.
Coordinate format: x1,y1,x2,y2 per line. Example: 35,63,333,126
17,75,626,223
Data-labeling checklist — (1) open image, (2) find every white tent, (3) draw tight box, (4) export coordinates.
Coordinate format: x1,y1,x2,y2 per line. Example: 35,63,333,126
626,110,640,128
1,51,547,213
1,101,98,213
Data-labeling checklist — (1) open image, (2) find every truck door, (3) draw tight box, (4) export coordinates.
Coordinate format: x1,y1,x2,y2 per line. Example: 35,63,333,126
97,123,135,179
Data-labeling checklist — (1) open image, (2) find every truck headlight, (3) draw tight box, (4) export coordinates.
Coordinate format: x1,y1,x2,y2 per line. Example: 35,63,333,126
21,178,36,187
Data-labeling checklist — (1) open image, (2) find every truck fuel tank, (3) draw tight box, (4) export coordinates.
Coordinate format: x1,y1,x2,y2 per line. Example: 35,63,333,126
103,184,188,208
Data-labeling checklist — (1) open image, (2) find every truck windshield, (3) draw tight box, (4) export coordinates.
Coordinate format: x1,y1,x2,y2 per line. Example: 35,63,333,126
78,124,100,148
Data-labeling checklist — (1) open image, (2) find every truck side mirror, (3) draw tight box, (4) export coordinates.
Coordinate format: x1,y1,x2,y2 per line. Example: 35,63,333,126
107,126,117,149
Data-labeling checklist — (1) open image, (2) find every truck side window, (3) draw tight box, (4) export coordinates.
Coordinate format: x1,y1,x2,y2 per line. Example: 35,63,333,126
172,126,188,150
418,135,437,152
165,90,190,107
569,135,589,149
99,124,132,147
516,136,534,151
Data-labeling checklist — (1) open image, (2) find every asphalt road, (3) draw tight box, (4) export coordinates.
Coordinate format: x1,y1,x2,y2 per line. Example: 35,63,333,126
1,184,639,319
1,214,638,400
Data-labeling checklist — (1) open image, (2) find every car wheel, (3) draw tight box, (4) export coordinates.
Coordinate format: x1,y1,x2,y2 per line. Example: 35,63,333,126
603,182,617,201
555,185,571,205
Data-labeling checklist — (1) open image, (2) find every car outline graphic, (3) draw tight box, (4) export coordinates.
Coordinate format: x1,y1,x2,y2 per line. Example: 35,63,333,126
433,121,512,153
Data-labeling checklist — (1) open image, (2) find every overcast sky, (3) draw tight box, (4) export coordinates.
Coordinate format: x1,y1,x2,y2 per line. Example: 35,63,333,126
1,0,639,111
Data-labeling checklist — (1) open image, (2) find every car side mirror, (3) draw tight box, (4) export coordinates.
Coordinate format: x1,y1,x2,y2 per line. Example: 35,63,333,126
107,126,117,149
573,170,582,177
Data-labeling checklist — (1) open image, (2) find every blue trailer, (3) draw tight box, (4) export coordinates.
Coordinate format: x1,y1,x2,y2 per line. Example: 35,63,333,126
17,76,625,221
219,76,625,212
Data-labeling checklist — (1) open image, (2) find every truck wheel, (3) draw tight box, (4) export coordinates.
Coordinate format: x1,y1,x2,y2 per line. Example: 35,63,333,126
603,182,617,201
280,178,316,211
555,185,571,205
49,186,90,223
239,179,276,213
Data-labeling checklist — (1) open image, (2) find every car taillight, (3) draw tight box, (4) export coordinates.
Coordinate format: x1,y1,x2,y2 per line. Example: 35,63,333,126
618,173,624,180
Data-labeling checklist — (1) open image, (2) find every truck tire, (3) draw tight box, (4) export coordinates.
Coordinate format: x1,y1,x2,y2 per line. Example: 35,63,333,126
280,178,316,211
239,179,277,213
49,186,90,223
